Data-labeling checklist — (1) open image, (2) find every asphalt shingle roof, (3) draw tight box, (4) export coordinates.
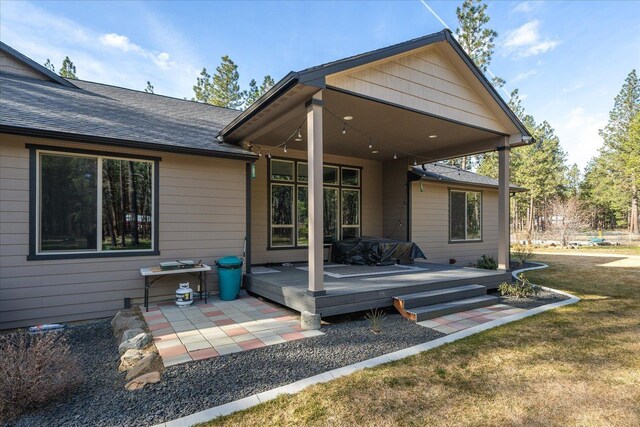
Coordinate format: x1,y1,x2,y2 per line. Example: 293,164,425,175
0,72,254,158
411,163,526,191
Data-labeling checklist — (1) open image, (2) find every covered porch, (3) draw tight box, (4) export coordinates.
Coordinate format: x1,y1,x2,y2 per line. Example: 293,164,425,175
220,30,531,315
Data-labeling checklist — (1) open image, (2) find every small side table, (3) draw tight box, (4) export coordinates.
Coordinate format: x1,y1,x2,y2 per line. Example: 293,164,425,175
140,264,212,311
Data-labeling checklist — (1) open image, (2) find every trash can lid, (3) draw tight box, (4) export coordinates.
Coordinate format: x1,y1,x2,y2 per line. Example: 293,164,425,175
216,256,243,268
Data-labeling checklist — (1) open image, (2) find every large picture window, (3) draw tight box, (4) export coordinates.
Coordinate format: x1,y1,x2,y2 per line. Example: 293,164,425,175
269,158,361,248
449,190,482,242
30,147,158,259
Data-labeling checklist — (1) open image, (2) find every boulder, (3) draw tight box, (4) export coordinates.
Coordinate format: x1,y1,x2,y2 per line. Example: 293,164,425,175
301,311,321,330
112,310,137,335
120,328,145,345
125,353,156,381
118,332,152,355
125,371,161,391
119,349,147,372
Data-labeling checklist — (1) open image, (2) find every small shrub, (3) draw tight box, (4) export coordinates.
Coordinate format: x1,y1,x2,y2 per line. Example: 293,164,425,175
512,242,535,266
364,308,386,333
498,274,541,299
474,255,498,270
0,332,83,420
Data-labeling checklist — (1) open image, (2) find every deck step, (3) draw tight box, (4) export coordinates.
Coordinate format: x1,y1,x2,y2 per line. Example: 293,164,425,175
404,295,500,322
393,284,487,309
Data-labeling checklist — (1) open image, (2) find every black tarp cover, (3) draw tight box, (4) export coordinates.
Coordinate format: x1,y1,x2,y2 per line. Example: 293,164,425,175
330,237,426,266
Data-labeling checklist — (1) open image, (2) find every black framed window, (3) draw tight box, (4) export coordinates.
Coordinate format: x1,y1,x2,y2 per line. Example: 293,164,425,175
28,146,160,260
269,158,361,248
449,189,482,242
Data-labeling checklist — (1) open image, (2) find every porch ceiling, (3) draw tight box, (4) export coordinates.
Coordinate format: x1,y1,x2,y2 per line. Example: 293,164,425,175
249,88,505,163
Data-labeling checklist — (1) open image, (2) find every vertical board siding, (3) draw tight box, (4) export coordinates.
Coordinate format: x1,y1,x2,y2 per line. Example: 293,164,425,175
326,45,506,134
0,135,246,329
250,148,383,265
382,159,408,240
410,181,499,265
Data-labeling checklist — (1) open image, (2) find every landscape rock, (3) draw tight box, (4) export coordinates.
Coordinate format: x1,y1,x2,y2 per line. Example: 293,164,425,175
111,310,137,334
125,371,161,391
120,328,145,345
118,332,152,355
125,353,156,381
300,310,321,330
119,349,147,372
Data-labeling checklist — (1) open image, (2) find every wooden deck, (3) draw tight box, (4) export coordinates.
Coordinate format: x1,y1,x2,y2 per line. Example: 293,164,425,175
244,262,511,317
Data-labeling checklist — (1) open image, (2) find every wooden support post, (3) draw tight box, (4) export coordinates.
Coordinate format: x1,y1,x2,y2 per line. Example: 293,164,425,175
498,137,511,271
306,92,325,296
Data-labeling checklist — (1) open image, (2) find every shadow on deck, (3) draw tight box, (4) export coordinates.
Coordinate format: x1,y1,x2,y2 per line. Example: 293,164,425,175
244,262,511,316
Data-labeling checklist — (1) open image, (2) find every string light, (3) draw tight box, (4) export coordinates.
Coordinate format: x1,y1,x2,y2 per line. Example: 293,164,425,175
413,159,417,166
342,126,346,135
267,151,272,159
258,147,262,157
393,152,397,160
368,138,373,149
283,145,288,153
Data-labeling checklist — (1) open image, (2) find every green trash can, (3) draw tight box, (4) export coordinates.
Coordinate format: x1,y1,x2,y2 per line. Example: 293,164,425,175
215,256,243,301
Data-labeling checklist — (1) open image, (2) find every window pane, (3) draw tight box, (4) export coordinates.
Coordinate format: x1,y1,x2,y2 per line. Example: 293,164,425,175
102,159,153,251
342,227,360,239
466,192,481,240
450,191,466,240
342,189,360,226
271,159,294,181
297,186,308,245
272,184,294,247
341,168,360,186
272,227,294,246
324,188,339,243
40,153,97,251
297,162,308,183
323,166,338,185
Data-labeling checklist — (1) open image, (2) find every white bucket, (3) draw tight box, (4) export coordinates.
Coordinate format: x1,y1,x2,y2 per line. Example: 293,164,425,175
175,282,193,307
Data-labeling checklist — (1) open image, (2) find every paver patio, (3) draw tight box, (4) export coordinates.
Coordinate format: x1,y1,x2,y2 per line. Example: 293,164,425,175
417,303,527,334
142,293,323,367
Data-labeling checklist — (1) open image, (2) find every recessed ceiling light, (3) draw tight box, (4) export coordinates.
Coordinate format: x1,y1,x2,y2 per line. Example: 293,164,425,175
371,150,379,154
343,115,354,121
429,135,438,139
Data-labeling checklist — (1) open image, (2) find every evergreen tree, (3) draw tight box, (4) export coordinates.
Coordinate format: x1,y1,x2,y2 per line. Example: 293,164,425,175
244,75,275,107
211,55,243,109
59,56,77,79
144,81,154,94
192,67,213,103
43,59,55,73
454,0,503,169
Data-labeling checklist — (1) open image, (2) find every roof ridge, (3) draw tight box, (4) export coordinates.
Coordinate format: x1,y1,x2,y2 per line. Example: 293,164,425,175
72,78,242,112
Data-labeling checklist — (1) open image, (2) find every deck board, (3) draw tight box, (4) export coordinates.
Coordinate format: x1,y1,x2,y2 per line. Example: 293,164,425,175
245,262,511,316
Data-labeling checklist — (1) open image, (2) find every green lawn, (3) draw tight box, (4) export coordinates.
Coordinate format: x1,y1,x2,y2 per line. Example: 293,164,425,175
200,249,640,427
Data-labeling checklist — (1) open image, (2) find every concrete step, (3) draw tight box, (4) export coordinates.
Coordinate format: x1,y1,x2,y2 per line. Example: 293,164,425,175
403,295,500,322
393,284,487,309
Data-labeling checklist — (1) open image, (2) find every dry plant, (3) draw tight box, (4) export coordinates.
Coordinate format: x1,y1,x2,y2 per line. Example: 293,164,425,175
364,308,386,333
511,242,535,266
548,196,588,246
0,332,83,420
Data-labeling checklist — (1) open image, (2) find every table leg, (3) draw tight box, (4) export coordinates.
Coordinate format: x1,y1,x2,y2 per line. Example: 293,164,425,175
203,271,208,304
144,277,149,312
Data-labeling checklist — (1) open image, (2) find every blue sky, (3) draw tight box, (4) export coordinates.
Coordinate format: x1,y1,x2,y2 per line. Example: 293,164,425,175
1,1,638,170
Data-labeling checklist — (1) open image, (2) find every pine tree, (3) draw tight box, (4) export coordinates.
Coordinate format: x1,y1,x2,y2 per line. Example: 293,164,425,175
144,81,154,94
192,67,213,103
211,55,243,109
454,0,503,169
594,70,640,233
43,59,55,73
244,75,275,107
59,56,77,79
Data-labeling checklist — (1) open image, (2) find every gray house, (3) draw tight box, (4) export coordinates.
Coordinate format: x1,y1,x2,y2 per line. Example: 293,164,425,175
0,30,531,329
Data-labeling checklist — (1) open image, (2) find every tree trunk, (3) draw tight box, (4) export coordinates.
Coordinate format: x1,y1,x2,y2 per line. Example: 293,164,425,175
103,168,117,247
630,184,638,234
526,194,534,243
119,163,126,247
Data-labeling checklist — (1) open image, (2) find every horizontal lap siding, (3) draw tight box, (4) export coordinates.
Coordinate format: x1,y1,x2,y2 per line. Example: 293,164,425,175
0,135,246,329
326,45,506,134
251,148,383,265
410,181,499,265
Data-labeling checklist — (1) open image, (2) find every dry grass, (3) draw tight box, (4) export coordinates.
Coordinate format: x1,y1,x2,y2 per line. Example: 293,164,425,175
534,244,640,256
200,250,640,427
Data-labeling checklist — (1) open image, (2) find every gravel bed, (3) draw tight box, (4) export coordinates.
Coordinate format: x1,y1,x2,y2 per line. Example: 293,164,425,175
493,288,570,309
13,313,444,427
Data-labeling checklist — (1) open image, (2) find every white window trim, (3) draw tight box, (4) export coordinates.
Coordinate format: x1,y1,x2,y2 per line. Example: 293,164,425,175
35,149,156,255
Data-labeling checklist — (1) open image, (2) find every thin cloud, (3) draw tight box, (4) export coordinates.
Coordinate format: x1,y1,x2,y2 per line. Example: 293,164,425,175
512,1,542,14
562,82,585,94
503,20,560,57
512,69,538,83
555,107,606,169
100,32,174,69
